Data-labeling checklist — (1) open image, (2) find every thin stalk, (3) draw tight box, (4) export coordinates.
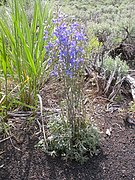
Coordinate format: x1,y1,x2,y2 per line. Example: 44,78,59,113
37,94,48,150
1,34,8,117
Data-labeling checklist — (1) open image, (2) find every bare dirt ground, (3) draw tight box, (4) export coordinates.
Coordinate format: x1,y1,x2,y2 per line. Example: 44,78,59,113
0,79,135,180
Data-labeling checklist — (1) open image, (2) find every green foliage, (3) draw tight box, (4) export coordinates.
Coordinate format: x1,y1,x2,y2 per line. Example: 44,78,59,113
40,114,99,164
0,0,6,6
87,36,102,52
0,120,9,134
0,0,54,111
57,0,135,47
102,56,129,77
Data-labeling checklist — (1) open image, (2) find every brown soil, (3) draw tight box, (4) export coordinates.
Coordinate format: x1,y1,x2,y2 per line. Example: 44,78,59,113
0,79,135,180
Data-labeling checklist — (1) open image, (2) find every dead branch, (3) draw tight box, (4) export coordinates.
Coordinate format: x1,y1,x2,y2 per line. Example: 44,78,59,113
104,65,117,94
126,75,135,101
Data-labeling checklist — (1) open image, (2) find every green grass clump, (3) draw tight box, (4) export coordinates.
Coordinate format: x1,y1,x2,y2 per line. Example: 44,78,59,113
0,0,54,111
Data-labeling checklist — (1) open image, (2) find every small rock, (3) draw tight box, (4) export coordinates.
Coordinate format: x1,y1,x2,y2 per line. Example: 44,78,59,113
106,128,112,136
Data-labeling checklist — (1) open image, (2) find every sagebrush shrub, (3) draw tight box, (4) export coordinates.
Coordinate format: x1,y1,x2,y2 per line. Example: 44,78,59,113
102,56,129,77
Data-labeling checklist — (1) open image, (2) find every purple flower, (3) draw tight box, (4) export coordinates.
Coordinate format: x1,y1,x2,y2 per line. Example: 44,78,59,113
45,42,53,51
43,30,48,40
44,17,86,78
50,65,58,77
65,69,73,78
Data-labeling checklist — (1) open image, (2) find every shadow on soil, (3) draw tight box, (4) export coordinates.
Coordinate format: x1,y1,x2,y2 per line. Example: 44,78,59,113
0,140,107,180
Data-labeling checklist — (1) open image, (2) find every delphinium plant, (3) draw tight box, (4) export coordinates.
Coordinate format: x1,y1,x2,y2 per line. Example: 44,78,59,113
42,14,99,163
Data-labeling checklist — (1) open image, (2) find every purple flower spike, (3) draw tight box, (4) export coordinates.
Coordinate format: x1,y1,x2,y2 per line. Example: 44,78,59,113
65,69,73,78
44,16,86,78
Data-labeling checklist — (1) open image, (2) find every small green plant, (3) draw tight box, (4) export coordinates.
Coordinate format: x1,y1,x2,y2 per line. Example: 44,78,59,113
102,56,129,77
0,120,9,134
42,114,99,163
